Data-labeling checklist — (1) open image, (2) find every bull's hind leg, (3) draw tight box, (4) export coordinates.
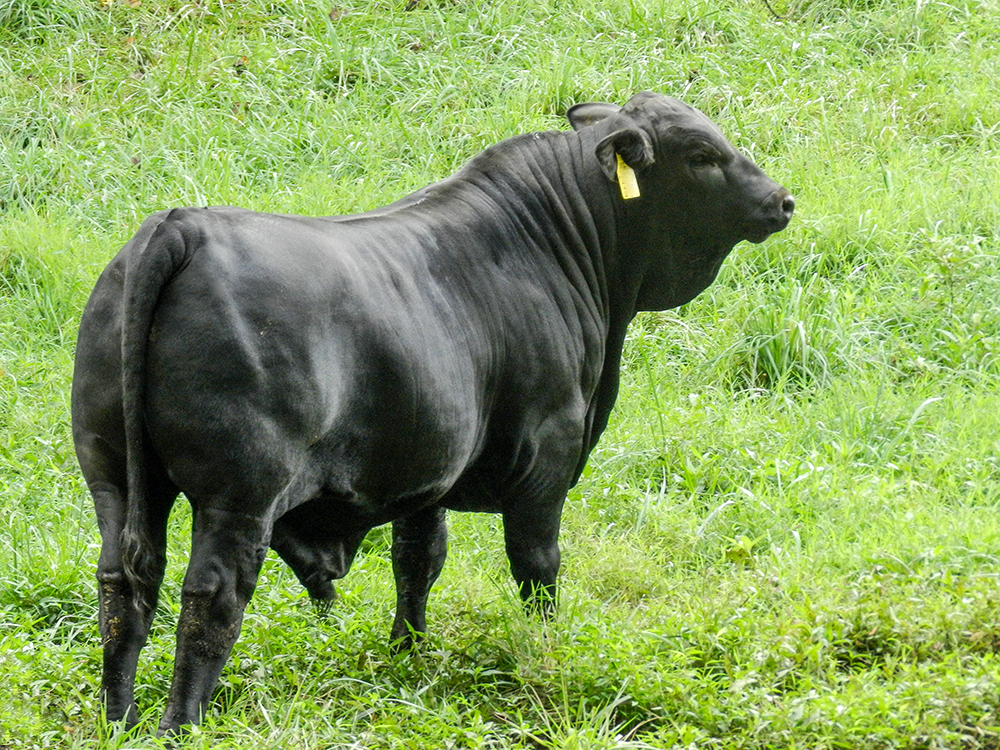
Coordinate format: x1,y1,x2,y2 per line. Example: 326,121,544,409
93,482,173,727
158,506,270,736
390,506,447,649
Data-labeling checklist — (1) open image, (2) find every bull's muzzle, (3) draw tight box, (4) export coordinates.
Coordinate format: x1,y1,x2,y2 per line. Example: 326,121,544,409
746,188,795,244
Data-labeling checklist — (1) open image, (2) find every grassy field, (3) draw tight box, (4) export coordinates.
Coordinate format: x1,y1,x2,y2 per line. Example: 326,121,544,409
2,0,1000,746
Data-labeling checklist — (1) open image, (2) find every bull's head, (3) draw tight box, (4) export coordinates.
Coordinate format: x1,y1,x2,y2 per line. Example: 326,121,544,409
568,92,795,311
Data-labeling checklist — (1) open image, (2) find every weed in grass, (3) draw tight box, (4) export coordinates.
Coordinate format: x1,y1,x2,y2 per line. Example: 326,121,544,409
0,0,96,40
724,278,838,391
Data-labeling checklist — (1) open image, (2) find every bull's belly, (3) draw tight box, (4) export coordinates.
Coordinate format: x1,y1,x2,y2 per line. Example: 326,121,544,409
438,494,502,513
304,428,482,519
145,375,482,522
432,464,504,513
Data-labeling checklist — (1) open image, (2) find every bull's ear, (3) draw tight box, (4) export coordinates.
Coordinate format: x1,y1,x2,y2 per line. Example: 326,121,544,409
594,127,654,182
566,102,621,131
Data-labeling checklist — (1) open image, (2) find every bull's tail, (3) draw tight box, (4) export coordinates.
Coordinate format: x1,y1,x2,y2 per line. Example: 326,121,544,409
119,209,191,609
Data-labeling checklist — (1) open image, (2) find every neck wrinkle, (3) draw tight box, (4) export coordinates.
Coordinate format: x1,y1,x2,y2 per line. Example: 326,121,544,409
477,129,638,335
463,126,648,363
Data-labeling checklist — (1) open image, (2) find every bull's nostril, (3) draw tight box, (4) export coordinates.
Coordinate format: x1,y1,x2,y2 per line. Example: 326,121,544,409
781,194,796,217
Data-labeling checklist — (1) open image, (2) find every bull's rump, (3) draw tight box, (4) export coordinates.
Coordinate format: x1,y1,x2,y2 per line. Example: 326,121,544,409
161,211,498,512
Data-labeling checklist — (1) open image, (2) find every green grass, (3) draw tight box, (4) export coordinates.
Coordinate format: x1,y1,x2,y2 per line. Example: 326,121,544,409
2,0,1000,746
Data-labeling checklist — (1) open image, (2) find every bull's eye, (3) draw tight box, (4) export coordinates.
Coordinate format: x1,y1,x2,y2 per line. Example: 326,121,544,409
689,152,719,168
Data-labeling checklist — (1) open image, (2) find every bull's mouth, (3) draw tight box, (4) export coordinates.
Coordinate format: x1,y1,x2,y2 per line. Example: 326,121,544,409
744,219,788,244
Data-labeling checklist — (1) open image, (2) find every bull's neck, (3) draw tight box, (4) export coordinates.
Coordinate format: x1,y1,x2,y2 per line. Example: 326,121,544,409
459,129,644,466
457,129,640,335
411,128,644,473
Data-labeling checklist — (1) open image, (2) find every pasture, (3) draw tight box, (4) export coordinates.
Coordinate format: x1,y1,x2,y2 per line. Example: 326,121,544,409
1,0,999,746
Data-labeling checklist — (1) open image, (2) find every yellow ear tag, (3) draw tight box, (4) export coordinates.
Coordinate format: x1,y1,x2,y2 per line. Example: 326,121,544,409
616,153,640,200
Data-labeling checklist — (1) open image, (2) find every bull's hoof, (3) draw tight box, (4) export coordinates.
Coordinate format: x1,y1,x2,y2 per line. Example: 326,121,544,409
99,711,141,741
100,697,140,734
156,721,188,741
521,588,557,619
388,624,426,654
107,707,139,727
389,634,417,654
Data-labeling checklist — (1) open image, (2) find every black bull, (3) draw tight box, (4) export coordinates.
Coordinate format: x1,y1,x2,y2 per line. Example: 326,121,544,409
72,92,793,734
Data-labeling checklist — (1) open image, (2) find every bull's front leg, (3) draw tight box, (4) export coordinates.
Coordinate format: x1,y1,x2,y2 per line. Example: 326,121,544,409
390,505,448,649
499,419,580,616
157,507,270,737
